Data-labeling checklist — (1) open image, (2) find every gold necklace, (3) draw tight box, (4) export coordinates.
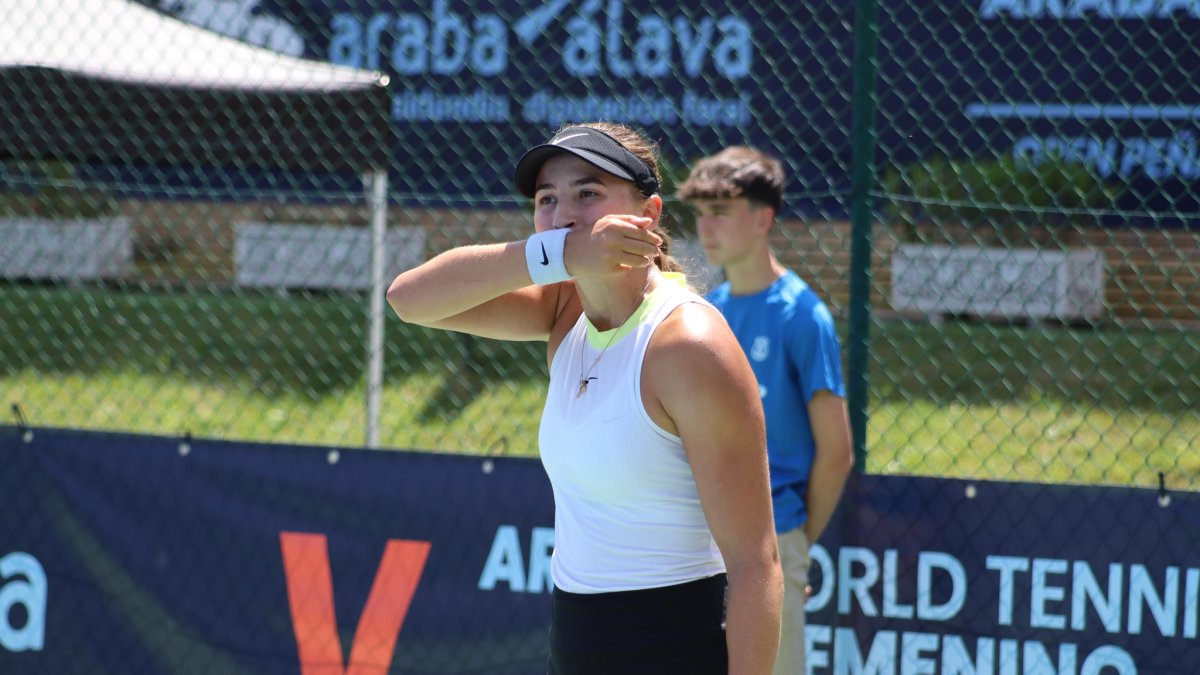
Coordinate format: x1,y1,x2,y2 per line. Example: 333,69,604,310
577,275,655,397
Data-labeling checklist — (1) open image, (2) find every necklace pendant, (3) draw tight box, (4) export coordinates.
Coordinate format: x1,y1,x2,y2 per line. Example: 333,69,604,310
577,376,597,397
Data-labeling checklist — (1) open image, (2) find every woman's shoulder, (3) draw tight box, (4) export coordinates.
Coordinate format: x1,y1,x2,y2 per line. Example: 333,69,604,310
643,298,759,432
648,299,739,368
653,273,718,312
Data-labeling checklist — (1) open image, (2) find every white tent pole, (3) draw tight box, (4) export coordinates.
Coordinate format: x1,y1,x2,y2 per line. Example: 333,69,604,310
365,169,388,449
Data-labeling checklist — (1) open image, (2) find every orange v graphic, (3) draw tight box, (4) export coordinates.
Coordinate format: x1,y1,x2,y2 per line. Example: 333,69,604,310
280,532,432,675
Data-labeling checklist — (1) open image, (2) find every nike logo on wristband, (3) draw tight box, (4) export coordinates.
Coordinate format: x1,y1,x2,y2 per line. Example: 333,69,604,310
540,243,549,265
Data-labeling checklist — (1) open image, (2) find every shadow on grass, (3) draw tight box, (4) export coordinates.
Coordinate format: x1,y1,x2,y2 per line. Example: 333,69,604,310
865,318,1200,414
416,332,545,423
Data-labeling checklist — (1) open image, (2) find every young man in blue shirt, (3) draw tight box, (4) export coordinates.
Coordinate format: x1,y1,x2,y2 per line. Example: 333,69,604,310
678,146,854,675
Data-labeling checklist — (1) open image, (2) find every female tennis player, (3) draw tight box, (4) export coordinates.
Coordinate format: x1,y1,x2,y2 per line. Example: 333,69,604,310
387,122,781,674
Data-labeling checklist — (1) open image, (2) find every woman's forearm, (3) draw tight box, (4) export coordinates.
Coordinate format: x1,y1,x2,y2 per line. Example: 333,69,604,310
725,557,783,675
386,241,529,325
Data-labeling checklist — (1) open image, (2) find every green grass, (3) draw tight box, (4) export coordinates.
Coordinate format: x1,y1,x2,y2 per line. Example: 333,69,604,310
0,283,547,453
2,284,1197,490
864,320,1200,490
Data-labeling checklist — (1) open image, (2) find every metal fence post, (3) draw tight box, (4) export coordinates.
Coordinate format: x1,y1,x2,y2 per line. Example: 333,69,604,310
848,0,881,468
365,169,388,449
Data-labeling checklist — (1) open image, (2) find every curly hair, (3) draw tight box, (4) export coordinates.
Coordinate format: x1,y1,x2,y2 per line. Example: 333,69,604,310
676,146,785,213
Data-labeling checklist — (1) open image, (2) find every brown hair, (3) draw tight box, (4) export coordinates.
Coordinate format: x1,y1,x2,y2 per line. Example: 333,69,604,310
676,145,785,213
566,121,684,274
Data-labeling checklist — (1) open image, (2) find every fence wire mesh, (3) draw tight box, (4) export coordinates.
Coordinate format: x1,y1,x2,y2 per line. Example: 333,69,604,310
1,1,1196,486
2,1,1199,674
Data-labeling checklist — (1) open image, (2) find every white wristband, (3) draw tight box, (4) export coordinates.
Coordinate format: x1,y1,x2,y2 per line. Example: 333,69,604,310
525,229,572,285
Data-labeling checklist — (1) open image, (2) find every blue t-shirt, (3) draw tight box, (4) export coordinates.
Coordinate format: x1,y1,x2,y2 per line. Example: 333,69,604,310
707,270,845,534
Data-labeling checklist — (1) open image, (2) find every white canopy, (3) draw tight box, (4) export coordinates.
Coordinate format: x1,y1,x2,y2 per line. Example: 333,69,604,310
0,0,393,172
0,0,382,90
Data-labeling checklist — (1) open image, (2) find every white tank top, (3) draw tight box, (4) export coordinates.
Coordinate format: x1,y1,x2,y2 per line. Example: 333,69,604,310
539,276,726,593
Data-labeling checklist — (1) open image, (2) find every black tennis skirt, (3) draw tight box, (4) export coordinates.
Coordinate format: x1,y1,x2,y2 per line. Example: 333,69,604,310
548,573,728,675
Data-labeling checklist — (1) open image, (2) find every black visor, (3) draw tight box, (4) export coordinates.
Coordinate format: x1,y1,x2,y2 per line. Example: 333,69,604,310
514,126,659,198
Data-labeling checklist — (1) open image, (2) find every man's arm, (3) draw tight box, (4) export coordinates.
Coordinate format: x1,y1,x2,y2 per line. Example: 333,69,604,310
803,390,853,543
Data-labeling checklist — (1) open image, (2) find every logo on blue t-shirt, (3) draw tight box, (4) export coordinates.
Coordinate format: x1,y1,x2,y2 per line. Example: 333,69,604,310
750,335,770,362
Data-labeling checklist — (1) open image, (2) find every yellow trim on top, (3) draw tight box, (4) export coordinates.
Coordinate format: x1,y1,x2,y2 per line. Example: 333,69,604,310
583,272,686,348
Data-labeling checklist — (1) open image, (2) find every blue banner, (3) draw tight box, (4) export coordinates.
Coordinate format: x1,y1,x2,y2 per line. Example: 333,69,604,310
808,475,1200,674
2,425,1197,673
0,425,556,674
133,0,1198,221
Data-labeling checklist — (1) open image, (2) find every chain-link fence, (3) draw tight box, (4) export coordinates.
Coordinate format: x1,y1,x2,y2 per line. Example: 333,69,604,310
2,0,1197,492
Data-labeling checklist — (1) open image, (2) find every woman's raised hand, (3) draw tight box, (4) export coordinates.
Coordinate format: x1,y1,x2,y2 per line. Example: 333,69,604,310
563,215,663,278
